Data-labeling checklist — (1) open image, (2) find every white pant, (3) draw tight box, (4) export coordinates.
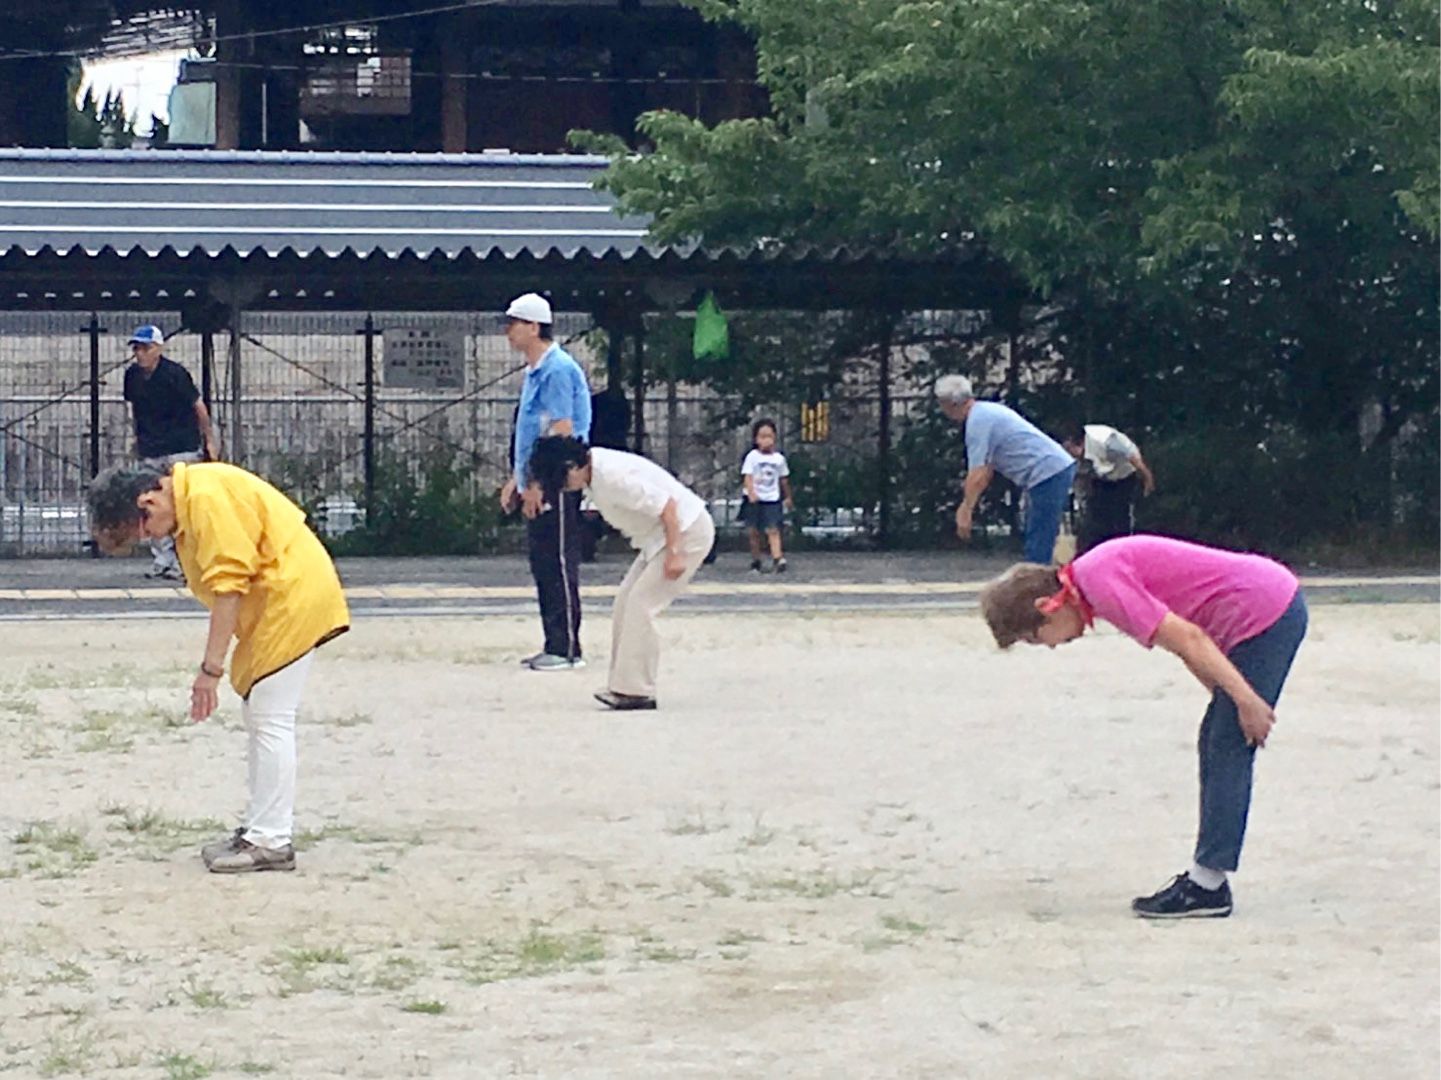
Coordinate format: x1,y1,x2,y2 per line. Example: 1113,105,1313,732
242,651,313,850
609,515,715,698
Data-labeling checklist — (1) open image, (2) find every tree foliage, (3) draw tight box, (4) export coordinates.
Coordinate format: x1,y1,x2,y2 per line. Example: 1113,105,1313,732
573,0,1439,552
67,63,136,149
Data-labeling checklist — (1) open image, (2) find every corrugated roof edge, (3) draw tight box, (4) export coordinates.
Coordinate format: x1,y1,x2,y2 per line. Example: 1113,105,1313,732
0,242,984,264
0,148,615,169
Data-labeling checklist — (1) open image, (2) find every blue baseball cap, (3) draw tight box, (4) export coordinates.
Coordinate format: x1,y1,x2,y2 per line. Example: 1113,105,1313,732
128,324,164,346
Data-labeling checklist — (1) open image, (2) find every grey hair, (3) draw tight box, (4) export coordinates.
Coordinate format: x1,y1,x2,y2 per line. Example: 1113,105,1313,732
88,460,170,547
935,374,975,404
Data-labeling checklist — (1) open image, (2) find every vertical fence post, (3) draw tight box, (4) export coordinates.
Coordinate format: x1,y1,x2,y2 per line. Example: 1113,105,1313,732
631,318,646,456
86,313,101,480
362,313,376,523
877,319,893,545
200,329,214,411
228,305,244,465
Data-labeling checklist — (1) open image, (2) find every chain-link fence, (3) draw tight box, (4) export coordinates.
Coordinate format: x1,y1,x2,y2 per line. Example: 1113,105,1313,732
0,308,960,555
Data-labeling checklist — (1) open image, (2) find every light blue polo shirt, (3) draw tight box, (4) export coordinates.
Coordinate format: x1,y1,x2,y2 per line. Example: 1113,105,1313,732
964,400,1072,490
513,343,592,489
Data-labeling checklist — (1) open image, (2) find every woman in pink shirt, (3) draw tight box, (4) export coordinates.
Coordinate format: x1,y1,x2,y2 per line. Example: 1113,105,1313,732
979,535,1308,919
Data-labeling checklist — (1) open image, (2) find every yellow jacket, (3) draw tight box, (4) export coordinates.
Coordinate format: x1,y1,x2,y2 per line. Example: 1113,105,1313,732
172,462,349,698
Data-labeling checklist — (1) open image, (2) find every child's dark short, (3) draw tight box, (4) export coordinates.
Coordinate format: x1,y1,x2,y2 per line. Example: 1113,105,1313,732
750,501,784,530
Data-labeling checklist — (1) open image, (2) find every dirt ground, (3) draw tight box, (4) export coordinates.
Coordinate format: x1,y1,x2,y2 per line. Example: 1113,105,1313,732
0,603,1436,1079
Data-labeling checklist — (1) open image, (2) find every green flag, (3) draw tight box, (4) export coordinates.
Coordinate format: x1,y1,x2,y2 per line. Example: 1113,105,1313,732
692,291,730,361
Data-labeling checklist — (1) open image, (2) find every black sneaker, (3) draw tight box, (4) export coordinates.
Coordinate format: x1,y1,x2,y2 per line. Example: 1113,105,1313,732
1131,872,1232,919
773,558,788,573
749,559,763,572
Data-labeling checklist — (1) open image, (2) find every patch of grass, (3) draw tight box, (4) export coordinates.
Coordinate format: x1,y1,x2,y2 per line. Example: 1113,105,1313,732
861,914,930,954
37,1020,98,1077
717,929,765,948
23,662,175,692
0,692,40,718
319,711,373,728
695,872,734,898
294,824,416,850
74,705,185,753
448,926,605,986
748,870,871,900
44,960,91,986
879,914,928,936
740,813,777,848
105,807,228,850
400,1000,447,1015
269,944,353,997
157,1052,213,1080
13,822,97,879
664,807,726,837
180,977,229,1009
367,954,424,992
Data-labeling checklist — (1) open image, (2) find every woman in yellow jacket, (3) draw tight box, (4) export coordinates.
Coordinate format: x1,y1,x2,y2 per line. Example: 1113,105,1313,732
88,460,349,874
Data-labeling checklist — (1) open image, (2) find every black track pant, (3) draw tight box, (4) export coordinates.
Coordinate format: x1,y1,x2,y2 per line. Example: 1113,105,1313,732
1077,475,1138,555
527,489,583,659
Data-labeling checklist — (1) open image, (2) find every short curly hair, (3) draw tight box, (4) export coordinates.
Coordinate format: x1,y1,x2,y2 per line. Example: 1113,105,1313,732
87,461,169,554
978,563,1061,648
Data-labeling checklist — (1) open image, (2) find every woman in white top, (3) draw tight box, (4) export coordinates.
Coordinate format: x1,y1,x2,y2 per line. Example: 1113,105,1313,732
529,436,715,711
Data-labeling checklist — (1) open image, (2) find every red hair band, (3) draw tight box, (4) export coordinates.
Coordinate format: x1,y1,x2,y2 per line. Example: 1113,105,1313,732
1039,563,1094,628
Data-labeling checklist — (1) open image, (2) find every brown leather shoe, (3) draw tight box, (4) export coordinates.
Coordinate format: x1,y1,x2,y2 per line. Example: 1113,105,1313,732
207,839,296,874
594,690,657,711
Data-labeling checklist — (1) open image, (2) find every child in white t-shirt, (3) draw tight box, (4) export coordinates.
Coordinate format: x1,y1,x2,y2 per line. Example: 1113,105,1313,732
741,418,793,573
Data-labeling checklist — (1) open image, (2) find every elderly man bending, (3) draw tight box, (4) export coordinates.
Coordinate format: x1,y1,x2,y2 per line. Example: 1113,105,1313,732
936,374,1076,564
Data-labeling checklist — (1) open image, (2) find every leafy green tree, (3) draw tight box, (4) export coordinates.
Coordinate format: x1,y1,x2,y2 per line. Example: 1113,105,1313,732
574,0,1439,551
67,64,136,149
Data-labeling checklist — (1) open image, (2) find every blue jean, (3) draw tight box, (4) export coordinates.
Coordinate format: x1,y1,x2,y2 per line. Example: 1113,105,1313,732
1194,590,1308,871
1022,462,1076,564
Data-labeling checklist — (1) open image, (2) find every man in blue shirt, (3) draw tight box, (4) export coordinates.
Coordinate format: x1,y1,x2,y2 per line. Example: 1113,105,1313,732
500,293,593,670
937,374,1076,564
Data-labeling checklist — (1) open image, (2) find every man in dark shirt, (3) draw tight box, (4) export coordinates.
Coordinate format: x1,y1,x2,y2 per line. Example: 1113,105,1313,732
122,324,218,578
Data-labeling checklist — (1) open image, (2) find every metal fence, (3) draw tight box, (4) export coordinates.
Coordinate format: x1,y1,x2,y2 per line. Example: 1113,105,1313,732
0,309,944,555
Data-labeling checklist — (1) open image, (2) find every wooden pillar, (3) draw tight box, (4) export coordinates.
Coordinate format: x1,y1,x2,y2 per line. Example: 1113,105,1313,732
214,0,243,149
440,17,469,152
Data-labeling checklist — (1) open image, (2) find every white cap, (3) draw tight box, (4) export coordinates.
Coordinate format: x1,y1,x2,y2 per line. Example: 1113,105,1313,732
505,292,552,324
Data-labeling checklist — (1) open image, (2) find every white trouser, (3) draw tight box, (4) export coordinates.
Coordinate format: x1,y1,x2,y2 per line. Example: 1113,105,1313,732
609,514,715,698
242,651,313,850
144,450,203,571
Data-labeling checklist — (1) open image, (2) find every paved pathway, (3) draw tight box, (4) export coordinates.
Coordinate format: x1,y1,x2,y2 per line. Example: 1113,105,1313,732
0,551,1434,620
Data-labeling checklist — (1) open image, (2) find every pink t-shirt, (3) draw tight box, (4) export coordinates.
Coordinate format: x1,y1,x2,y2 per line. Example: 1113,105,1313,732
1070,536,1299,652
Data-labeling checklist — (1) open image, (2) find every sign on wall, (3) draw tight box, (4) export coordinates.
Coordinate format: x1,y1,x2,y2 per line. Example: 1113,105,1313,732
382,328,466,389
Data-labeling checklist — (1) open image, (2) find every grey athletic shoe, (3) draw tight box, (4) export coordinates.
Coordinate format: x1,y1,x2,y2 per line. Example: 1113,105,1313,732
518,652,546,667
201,828,245,867
527,654,586,671
207,840,296,874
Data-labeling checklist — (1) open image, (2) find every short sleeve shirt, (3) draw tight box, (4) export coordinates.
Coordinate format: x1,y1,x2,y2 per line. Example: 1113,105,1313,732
964,401,1073,490
1070,535,1300,653
741,450,789,503
123,356,202,458
586,447,708,559
513,344,593,489
1083,424,1139,481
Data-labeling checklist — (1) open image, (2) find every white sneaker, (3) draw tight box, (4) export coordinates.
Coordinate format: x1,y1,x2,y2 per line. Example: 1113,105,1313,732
527,654,586,672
